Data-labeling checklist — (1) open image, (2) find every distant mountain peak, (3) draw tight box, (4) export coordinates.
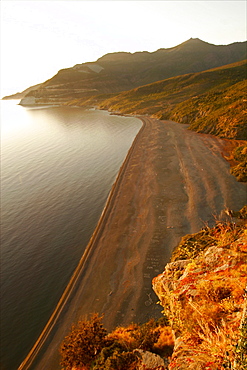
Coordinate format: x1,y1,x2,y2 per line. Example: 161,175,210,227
179,38,212,47
188,37,202,42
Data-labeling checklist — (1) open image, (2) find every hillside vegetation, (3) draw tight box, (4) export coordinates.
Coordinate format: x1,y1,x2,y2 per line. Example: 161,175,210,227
153,209,247,369
16,38,246,106
60,314,173,369
230,144,247,182
99,60,247,140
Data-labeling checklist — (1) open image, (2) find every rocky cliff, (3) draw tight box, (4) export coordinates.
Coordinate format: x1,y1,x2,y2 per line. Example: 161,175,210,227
153,213,247,369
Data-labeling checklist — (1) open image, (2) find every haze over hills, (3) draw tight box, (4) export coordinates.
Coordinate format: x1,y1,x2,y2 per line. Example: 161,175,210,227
7,38,246,106
2,83,42,100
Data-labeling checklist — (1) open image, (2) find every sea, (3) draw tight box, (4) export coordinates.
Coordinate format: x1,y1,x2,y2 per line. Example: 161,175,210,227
0,100,141,370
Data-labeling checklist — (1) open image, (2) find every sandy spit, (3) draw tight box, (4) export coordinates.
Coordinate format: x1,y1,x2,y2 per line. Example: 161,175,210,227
19,117,247,370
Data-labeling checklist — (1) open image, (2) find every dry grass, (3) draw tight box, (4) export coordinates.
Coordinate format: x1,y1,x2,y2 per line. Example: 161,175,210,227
153,215,247,369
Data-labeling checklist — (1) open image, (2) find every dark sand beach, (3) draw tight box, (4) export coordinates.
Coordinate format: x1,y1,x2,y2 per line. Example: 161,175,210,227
19,117,247,370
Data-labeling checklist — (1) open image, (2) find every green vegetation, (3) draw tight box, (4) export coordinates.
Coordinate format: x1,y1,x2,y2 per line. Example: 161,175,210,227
60,315,173,369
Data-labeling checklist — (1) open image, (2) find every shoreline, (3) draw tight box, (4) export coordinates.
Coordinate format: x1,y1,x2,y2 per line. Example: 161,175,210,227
18,116,247,370
18,116,146,370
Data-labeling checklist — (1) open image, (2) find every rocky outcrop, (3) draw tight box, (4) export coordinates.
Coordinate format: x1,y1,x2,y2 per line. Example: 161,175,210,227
134,349,169,370
19,96,37,106
153,223,247,369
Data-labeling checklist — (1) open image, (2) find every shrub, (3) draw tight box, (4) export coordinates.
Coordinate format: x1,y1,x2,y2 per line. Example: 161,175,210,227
92,342,139,370
231,144,247,182
60,315,174,369
171,228,215,261
231,160,247,182
60,313,107,370
233,145,247,162
130,319,161,352
106,324,139,351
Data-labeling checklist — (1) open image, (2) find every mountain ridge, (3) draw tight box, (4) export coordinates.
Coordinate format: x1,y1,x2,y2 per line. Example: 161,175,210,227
96,38,245,62
5,38,245,105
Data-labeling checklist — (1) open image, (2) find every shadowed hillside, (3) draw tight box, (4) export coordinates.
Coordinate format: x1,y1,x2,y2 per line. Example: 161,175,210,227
99,60,247,140
14,38,246,106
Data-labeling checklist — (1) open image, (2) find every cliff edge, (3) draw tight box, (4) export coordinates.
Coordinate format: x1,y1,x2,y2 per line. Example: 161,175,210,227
153,210,247,369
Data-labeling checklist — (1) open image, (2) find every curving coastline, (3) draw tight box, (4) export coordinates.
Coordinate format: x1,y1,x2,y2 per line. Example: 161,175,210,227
18,117,247,370
17,117,147,370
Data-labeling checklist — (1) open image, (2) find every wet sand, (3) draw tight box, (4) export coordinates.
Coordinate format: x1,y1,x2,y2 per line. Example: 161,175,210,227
19,117,247,370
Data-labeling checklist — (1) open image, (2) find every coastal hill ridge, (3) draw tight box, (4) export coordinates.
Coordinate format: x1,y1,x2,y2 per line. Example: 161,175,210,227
4,38,246,106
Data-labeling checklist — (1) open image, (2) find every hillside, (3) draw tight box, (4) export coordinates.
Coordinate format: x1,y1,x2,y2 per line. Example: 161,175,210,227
153,210,247,369
17,38,247,106
99,60,247,140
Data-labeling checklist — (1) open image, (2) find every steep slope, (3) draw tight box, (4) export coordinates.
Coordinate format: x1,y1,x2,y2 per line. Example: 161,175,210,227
99,60,247,140
153,216,247,369
18,38,247,106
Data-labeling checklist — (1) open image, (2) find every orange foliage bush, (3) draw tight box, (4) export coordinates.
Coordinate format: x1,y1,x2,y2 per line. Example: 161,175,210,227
153,220,247,369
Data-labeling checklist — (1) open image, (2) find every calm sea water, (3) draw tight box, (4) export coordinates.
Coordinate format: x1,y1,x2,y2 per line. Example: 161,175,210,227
0,101,141,370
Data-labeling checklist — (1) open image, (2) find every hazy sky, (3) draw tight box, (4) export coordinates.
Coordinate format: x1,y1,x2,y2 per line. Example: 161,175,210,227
1,0,246,97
